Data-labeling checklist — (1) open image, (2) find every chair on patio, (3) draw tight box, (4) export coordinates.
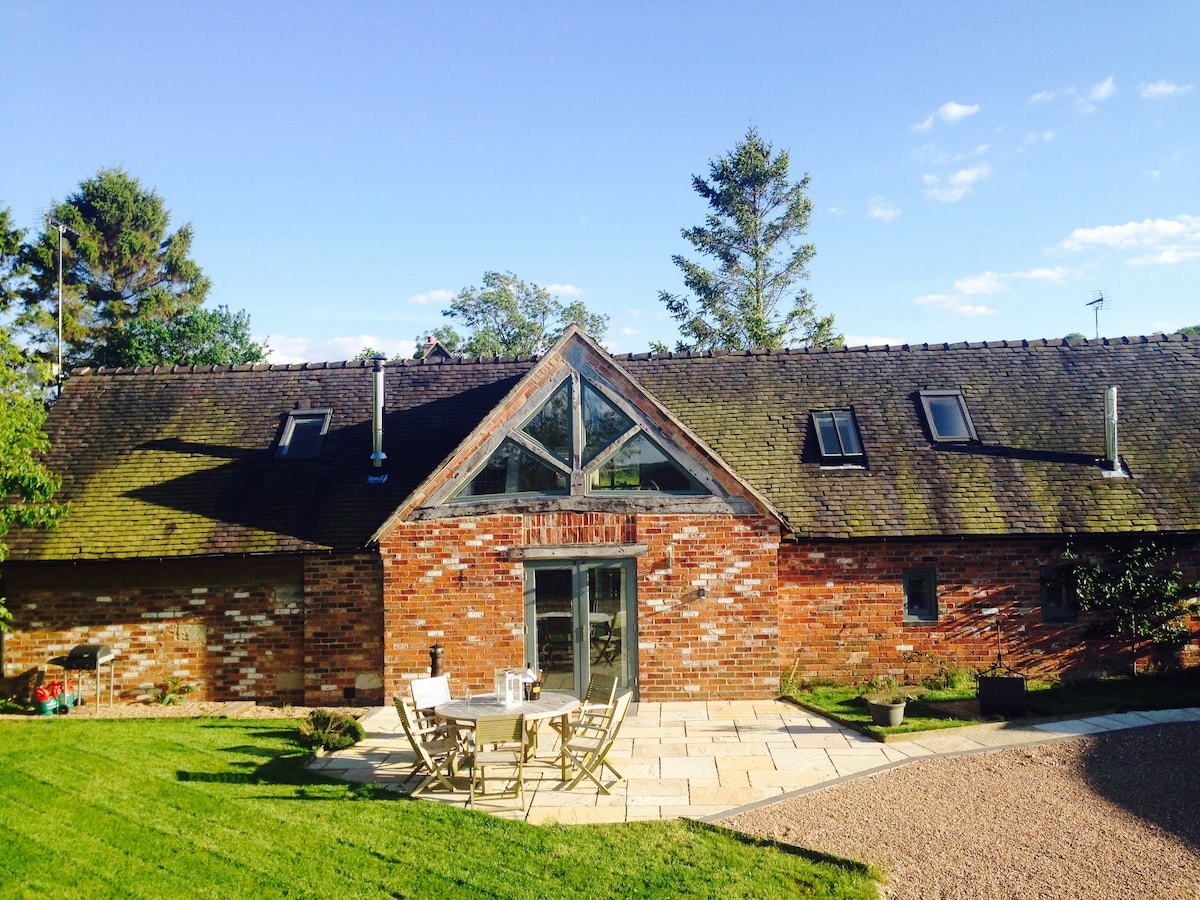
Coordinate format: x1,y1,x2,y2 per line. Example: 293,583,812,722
409,675,452,713
550,671,618,740
560,690,633,795
467,713,526,808
394,695,463,795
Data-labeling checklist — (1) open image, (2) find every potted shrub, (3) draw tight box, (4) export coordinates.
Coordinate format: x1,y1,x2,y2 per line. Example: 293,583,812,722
862,679,918,727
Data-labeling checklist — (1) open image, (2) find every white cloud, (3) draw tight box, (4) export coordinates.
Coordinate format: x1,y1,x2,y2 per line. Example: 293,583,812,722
267,334,417,364
1128,247,1200,265
953,271,1004,295
914,101,980,131
1089,76,1117,101
912,292,998,316
1019,130,1056,152
843,334,907,348
1028,89,1059,105
922,164,992,202
541,283,583,296
867,196,901,223
1013,266,1076,285
619,326,639,337
1057,214,1200,252
406,288,455,306
1141,79,1194,100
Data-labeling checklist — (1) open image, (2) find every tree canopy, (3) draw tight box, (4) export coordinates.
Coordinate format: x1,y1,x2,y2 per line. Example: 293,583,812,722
658,128,841,352
17,167,211,368
442,271,609,357
95,304,269,368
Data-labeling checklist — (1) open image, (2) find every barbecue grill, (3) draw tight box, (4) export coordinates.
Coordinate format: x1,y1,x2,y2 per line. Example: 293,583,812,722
47,644,116,708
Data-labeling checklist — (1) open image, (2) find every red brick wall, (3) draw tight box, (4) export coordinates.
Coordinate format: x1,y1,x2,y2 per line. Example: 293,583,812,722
377,511,781,702
302,554,385,705
2,554,384,706
779,537,1200,684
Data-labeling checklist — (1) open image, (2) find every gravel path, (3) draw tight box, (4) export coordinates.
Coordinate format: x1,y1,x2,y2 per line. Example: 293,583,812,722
723,722,1200,900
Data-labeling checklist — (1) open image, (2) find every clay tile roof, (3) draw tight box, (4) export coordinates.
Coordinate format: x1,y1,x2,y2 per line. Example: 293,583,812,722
9,333,1200,561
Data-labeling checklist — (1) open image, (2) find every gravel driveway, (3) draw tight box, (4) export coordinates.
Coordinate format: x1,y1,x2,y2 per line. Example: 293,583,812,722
723,722,1200,900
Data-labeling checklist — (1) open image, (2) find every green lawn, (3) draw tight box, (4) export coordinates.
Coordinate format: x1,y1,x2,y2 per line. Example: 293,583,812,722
0,718,877,899
787,668,1200,738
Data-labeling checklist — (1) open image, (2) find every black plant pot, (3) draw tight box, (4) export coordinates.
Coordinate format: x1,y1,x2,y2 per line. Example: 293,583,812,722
978,675,1026,717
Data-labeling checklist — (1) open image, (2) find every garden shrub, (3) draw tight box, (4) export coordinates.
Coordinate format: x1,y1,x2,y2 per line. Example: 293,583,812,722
297,710,365,752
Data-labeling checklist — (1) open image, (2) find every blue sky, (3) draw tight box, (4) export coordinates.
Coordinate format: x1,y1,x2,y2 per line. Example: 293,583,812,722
3,2,1197,362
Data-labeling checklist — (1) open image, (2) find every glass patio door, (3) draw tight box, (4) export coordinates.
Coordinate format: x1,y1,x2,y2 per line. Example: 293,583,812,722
525,560,634,698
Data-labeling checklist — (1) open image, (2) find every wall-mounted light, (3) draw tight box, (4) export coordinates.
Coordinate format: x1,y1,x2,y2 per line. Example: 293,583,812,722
666,545,674,567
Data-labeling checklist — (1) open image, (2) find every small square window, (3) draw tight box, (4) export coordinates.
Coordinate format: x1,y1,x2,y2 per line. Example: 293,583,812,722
812,410,864,461
277,409,332,459
1040,566,1078,622
920,390,978,442
904,568,938,622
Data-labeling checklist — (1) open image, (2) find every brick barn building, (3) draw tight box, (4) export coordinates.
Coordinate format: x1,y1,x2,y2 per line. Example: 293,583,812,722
3,329,1198,704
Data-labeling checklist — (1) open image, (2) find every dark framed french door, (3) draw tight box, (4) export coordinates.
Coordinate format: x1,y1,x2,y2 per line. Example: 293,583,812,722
523,559,635,698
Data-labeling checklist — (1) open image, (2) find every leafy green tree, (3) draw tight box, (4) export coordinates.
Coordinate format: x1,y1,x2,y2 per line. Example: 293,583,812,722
18,167,210,368
443,271,608,357
95,305,269,368
1177,325,1200,335
1067,541,1199,673
659,128,841,352
1063,332,1087,341
0,207,27,313
411,325,463,359
0,326,67,631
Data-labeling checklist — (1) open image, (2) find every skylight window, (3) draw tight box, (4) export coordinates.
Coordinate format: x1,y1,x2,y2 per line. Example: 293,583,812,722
812,410,864,461
920,390,978,442
276,409,332,459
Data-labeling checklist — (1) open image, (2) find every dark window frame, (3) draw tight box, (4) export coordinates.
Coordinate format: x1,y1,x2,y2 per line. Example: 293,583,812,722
903,568,938,623
1040,565,1079,622
919,389,979,442
276,408,332,459
811,409,865,462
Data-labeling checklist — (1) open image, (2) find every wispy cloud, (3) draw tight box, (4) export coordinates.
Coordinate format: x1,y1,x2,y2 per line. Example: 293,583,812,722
953,271,1004,296
912,292,998,316
267,334,417,364
1028,78,1118,115
1057,214,1200,266
1013,266,1077,285
1141,79,1194,100
541,283,583,296
922,164,992,202
406,288,455,306
914,101,980,131
867,196,901,223
1018,130,1056,152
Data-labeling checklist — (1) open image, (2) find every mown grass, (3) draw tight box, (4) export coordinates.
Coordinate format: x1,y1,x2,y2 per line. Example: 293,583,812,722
0,718,878,899
787,668,1200,738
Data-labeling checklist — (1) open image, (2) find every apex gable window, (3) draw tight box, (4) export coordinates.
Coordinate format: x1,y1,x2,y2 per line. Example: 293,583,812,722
920,390,978,442
276,409,332,459
903,568,938,622
1040,566,1078,622
812,410,864,462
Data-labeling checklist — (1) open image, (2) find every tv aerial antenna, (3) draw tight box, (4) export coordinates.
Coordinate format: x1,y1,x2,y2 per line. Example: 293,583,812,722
1086,290,1109,340
42,212,78,395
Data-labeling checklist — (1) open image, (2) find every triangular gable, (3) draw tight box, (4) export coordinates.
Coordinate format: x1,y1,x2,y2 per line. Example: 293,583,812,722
371,327,784,539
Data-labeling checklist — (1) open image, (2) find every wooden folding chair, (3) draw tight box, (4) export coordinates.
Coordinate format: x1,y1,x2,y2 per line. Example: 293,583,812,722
409,675,452,713
468,713,525,808
559,691,632,795
394,695,462,795
550,671,618,740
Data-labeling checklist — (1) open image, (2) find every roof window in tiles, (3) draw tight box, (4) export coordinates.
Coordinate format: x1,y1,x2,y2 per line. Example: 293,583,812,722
276,409,332,459
920,390,978,442
812,410,864,462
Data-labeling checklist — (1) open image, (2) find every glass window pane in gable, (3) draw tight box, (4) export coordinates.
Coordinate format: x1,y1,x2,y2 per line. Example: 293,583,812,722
520,381,572,463
456,440,568,498
582,380,633,462
589,434,705,494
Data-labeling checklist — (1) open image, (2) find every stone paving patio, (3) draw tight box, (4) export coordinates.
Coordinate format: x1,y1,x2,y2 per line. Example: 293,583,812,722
306,699,1200,824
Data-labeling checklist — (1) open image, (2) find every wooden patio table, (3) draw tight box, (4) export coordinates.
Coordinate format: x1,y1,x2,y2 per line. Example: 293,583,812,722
436,691,580,780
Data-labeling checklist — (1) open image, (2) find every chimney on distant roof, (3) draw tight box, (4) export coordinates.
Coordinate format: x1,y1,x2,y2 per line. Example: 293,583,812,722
368,354,388,484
